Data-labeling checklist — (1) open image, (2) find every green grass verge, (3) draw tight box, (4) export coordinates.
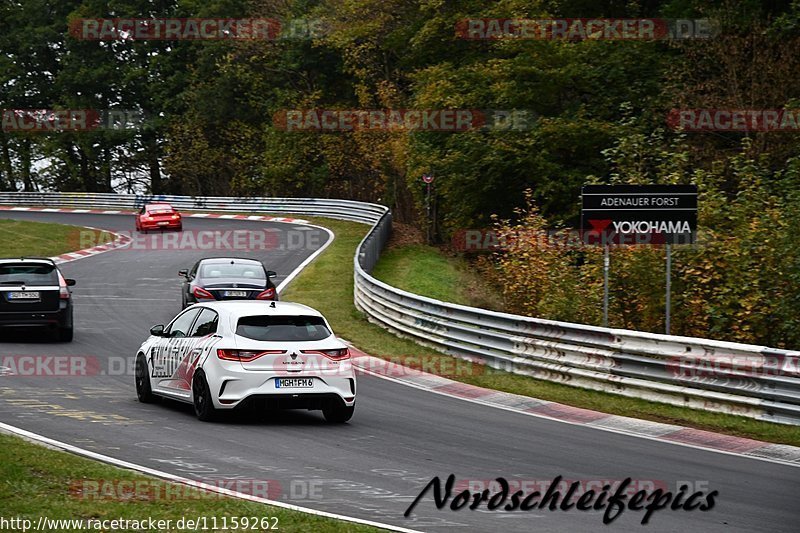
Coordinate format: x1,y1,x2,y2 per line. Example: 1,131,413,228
371,243,501,309
0,432,382,532
284,218,800,447
0,218,105,257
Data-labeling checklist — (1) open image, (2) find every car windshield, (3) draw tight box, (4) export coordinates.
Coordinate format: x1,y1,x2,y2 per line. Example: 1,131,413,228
236,315,331,341
200,263,265,280
0,264,58,285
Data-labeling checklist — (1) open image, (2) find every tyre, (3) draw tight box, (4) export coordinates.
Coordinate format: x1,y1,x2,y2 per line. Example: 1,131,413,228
57,326,73,342
322,400,354,423
192,371,218,421
135,354,157,403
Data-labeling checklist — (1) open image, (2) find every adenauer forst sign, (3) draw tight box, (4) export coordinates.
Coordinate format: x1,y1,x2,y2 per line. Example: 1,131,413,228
581,185,698,245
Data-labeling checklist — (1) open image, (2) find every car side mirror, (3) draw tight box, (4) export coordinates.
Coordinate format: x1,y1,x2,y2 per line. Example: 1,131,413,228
266,270,277,278
150,324,165,336
65,279,76,286
178,269,188,277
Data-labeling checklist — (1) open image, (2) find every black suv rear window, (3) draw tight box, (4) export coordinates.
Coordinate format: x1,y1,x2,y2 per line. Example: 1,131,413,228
236,315,331,341
0,264,58,285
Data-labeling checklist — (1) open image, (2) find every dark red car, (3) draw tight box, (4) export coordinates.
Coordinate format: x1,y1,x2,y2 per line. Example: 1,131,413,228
135,203,182,233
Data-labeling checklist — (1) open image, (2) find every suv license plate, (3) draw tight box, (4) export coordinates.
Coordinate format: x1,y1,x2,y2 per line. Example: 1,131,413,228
8,291,40,299
276,378,313,389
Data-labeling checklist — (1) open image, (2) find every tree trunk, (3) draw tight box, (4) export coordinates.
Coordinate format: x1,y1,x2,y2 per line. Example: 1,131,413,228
0,132,14,191
144,132,162,194
19,138,34,191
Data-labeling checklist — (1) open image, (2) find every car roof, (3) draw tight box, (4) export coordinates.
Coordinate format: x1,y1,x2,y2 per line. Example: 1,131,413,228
0,257,57,265
198,257,263,266
194,300,322,318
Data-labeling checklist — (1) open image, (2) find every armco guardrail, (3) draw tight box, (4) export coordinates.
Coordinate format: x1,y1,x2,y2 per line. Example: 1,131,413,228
2,191,799,425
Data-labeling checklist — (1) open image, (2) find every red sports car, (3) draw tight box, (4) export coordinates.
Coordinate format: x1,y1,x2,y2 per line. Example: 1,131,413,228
135,203,182,232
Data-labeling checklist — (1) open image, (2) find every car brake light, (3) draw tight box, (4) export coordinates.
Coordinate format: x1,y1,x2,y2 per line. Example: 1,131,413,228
171,214,180,220
143,215,153,221
194,287,215,299
57,272,70,300
256,288,275,300
301,348,350,361
217,349,283,362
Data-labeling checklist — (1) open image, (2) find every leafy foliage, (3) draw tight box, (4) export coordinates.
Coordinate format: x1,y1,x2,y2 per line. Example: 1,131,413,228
1,0,799,345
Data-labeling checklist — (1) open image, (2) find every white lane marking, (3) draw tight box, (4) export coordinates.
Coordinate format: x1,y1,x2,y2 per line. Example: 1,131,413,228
0,422,423,533
275,224,335,294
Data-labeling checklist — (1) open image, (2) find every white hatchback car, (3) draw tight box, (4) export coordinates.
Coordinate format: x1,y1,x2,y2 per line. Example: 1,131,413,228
135,300,356,422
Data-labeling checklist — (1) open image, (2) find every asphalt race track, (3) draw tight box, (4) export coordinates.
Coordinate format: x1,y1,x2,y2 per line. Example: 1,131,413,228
0,211,798,532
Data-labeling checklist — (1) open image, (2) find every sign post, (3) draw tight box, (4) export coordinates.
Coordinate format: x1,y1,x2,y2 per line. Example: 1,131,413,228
665,242,672,334
581,184,697,331
603,245,609,327
422,174,434,244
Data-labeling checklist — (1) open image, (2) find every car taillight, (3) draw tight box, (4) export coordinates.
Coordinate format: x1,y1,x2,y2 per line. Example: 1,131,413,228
302,348,350,361
217,349,283,362
194,287,215,299
57,273,70,300
256,288,275,300
171,214,180,219
143,215,153,221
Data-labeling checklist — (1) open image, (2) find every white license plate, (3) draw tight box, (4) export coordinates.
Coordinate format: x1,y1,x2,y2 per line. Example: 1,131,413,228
8,291,40,299
276,378,313,388
157,221,169,226
224,290,248,297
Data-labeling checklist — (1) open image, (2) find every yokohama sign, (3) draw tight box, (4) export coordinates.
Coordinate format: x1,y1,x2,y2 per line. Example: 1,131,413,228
581,185,697,245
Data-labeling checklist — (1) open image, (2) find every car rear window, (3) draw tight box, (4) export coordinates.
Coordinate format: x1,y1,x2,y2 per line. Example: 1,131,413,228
147,206,174,214
201,263,266,280
236,315,331,341
0,264,58,285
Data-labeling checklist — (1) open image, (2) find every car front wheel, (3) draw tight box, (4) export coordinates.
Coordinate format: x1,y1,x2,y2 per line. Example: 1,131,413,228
135,354,156,403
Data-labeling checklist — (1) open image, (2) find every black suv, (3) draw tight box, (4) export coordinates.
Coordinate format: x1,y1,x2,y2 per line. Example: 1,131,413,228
0,258,76,341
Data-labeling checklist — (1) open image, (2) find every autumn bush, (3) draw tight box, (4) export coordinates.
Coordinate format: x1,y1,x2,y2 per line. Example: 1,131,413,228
484,150,800,349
